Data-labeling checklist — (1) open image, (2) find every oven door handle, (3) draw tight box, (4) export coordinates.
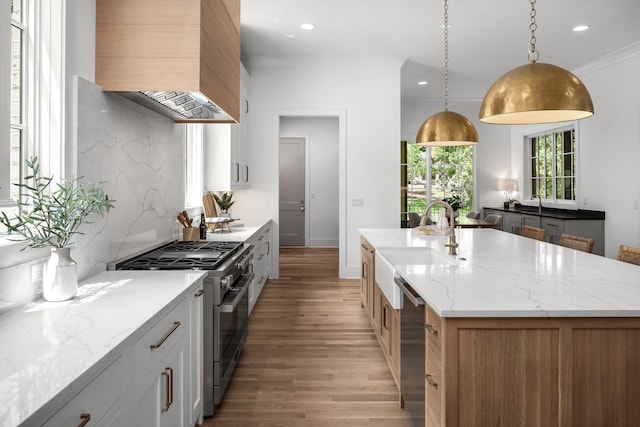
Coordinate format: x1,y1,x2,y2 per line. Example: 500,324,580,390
220,274,254,313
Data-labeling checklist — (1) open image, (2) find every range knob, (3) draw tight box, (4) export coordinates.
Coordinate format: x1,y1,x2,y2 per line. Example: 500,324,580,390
221,274,234,289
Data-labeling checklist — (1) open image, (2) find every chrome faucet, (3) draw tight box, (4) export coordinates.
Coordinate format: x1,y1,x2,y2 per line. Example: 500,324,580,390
419,201,458,256
531,194,542,214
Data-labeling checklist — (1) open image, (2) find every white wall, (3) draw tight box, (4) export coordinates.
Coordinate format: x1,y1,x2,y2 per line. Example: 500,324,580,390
280,116,339,247
509,44,640,258
237,58,403,277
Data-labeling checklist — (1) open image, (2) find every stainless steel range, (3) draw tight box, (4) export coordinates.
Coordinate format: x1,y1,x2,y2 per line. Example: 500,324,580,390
109,240,254,417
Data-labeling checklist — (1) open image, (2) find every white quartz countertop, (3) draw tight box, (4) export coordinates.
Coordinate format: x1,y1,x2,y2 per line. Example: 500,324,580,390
359,228,640,318
204,220,270,242
0,270,207,426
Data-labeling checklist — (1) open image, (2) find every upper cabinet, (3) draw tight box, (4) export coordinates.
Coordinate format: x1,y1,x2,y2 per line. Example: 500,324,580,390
204,63,251,191
96,0,240,123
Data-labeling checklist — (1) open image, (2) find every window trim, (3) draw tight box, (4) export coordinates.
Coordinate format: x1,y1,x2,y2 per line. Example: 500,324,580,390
0,1,15,206
184,123,204,208
524,123,580,208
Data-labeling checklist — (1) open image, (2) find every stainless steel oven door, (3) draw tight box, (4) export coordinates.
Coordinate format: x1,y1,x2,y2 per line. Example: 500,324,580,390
213,271,254,404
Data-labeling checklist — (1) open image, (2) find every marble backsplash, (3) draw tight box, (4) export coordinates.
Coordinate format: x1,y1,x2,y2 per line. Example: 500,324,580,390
73,76,185,279
0,76,185,311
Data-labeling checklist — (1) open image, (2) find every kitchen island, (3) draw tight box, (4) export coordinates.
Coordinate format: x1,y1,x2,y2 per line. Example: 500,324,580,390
359,228,640,427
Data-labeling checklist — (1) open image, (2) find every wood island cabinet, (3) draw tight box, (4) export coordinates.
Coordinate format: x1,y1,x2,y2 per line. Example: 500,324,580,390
360,237,375,315
360,237,401,388
424,308,640,427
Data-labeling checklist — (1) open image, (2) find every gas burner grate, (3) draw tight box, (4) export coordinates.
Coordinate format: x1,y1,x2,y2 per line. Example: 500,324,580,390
114,240,244,270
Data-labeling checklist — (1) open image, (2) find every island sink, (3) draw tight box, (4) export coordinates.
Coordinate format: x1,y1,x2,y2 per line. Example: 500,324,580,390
375,247,457,309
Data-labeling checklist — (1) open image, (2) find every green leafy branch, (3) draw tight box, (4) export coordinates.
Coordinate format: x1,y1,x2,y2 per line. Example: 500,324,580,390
0,157,115,248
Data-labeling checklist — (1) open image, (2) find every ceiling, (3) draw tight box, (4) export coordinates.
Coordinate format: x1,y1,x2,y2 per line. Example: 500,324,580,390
240,0,640,100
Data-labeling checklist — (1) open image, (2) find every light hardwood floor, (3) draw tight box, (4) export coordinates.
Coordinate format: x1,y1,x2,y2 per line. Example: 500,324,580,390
204,247,412,427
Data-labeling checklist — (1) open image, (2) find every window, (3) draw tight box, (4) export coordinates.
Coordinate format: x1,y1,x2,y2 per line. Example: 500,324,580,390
2,0,66,232
528,126,576,201
9,0,25,203
401,141,474,226
185,123,204,208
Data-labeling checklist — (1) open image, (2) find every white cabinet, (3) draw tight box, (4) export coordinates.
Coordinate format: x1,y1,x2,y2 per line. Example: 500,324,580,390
42,280,204,427
130,296,189,427
189,284,204,426
204,63,251,191
132,337,187,427
43,357,124,427
230,64,251,188
248,221,272,315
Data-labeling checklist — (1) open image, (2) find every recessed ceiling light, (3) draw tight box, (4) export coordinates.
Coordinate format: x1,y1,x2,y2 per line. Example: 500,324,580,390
572,25,590,32
283,33,295,38
301,23,316,30
418,81,428,86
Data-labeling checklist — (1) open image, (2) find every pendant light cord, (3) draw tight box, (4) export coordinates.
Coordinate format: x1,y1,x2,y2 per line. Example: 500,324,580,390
443,0,449,111
528,0,540,63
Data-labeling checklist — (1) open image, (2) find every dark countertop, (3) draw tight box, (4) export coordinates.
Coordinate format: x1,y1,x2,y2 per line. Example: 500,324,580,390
484,205,605,220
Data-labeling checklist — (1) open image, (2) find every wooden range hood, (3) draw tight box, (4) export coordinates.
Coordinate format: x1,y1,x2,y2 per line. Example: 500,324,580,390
96,0,240,123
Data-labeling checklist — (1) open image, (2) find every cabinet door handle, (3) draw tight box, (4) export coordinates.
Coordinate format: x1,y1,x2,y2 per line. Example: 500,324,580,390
383,304,389,329
425,323,438,336
150,321,181,349
244,165,249,183
425,373,438,389
234,163,240,182
266,241,270,255
161,367,174,412
78,413,91,427
194,289,204,297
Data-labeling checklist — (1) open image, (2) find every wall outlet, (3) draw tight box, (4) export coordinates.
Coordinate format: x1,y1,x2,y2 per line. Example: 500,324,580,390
633,200,639,210
352,198,364,207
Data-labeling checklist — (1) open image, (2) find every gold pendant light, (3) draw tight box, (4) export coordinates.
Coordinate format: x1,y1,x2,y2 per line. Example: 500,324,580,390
479,0,594,124
416,0,478,146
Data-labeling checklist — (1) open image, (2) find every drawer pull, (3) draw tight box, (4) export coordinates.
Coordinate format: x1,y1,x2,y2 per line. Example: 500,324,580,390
425,323,438,336
161,367,174,412
150,321,181,349
78,413,91,427
425,373,438,389
546,223,560,228
194,289,204,297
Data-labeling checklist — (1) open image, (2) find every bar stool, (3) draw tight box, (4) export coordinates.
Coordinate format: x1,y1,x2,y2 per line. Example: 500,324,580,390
618,245,640,266
560,234,595,253
521,225,545,241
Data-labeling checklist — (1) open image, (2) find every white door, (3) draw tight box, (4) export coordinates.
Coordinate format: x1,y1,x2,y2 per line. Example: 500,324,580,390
279,138,305,246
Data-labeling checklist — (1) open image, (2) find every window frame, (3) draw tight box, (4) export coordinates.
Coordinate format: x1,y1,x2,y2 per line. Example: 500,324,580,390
0,1,18,207
1,0,67,235
401,140,475,226
184,123,204,208
525,124,579,205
